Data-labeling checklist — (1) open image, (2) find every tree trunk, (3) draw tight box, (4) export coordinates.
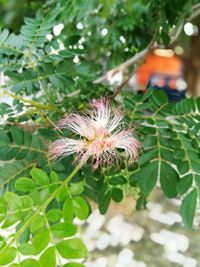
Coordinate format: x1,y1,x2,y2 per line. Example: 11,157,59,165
184,24,200,97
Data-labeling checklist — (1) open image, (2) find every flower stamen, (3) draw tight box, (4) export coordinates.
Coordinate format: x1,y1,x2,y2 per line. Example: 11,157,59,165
49,98,140,168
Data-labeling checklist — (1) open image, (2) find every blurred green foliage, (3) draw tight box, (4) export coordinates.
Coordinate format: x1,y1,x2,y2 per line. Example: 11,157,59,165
0,0,200,266
0,0,45,32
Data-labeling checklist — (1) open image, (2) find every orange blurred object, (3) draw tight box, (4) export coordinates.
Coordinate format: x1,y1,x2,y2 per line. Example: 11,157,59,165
136,51,182,91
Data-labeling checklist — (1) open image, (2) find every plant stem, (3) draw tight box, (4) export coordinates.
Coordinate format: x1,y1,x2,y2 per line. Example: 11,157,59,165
40,111,63,134
0,162,82,254
1,91,61,113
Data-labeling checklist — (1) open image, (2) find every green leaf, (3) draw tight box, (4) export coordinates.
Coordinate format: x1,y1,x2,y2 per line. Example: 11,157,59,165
20,259,41,267
15,177,36,192
180,189,197,229
28,189,40,205
177,175,193,195
21,196,34,209
4,192,22,210
0,160,34,189
18,228,30,245
57,186,68,201
0,247,16,266
46,209,63,222
98,190,111,215
0,237,5,250
38,188,51,203
174,149,185,160
20,6,60,48
143,135,157,148
57,238,88,259
109,176,126,185
70,182,84,195
0,128,44,161
161,31,170,46
40,247,56,267
30,214,46,234
195,175,200,187
152,90,167,106
51,222,77,238
63,263,86,267
50,171,59,183
32,230,50,255
111,188,123,202
19,243,35,256
0,29,23,57
139,149,158,166
0,130,10,146
137,161,158,196
63,198,74,223
136,194,147,210
11,127,23,145
2,214,20,228
160,162,178,198
0,198,6,223
72,196,89,220
30,168,49,186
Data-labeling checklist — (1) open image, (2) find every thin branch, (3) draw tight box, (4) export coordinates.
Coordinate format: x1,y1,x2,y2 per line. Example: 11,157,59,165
187,7,200,21
111,72,134,99
110,36,157,98
40,111,63,134
6,121,42,131
192,3,200,11
169,5,200,45
94,45,151,84
169,22,184,46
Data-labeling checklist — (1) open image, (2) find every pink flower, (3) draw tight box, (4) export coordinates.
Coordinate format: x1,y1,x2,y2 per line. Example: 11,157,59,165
49,99,140,168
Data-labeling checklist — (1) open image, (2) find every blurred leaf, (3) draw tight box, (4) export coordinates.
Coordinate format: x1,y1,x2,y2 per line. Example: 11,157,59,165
111,188,123,202
19,244,35,256
63,263,86,267
137,162,158,196
30,168,49,186
70,182,84,195
0,198,6,223
177,175,193,195
57,238,88,259
20,259,41,267
32,230,50,255
46,209,63,223
51,222,77,238
180,189,197,229
63,198,74,223
0,247,16,266
39,247,56,267
15,177,36,192
4,192,22,210
72,196,89,220
160,162,179,198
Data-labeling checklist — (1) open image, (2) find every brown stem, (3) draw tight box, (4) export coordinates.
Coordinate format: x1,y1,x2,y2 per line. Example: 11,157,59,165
94,45,151,84
111,71,135,99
